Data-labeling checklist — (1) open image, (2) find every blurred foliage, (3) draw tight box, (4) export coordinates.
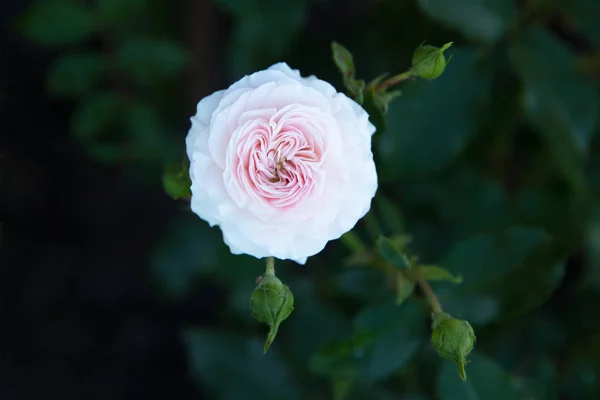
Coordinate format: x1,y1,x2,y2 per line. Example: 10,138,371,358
18,0,187,166
15,0,600,399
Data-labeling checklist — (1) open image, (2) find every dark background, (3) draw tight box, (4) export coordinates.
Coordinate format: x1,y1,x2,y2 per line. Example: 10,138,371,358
1,1,600,399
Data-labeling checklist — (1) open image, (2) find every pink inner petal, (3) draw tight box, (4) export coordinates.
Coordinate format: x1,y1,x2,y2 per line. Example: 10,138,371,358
224,104,331,212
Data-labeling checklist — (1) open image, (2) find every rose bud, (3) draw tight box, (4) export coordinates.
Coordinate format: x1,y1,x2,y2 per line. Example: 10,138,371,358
250,274,294,353
411,42,453,80
431,312,476,381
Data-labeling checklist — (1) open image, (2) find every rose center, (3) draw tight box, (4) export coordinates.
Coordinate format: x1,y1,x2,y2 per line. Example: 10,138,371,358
229,107,327,210
270,157,287,183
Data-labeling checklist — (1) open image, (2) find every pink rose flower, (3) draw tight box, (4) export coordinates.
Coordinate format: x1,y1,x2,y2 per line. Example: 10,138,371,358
186,63,377,264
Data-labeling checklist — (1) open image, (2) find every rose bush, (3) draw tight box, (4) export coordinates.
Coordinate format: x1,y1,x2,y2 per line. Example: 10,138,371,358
186,62,377,263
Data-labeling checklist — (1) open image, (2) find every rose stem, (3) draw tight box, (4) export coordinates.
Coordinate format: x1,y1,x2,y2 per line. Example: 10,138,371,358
265,256,276,276
415,271,443,314
375,70,414,92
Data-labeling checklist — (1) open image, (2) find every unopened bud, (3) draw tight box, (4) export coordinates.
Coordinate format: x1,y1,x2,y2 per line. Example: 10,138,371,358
411,42,453,80
431,312,476,381
250,274,294,353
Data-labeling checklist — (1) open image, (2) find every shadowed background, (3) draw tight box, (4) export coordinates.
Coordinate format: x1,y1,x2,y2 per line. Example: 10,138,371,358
1,0,600,399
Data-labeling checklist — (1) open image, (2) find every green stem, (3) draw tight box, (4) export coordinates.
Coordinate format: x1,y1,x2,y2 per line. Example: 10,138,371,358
265,256,276,276
415,272,443,314
375,70,414,92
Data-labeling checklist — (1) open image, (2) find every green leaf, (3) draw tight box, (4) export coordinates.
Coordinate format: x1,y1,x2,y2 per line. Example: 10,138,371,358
331,41,356,78
85,142,121,164
46,53,105,98
18,0,96,47
309,337,364,381
125,102,176,162
162,163,191,200
150,213,220,298
336,268,389,301
377,236,411,269
116,39,189,87
511,185,590,240
71,91,124,140
354,302,426,382
437,352,525,399
417,0,516,43
377,89,402,113
416,265,463,284
362,86,387,134
379,49,492,180
509,29,599,191
184,329,300,400
400,166,507,241
288,277,352,365
395,273,415,305
310,302,424,385
345,78,365,104
436,228,566,324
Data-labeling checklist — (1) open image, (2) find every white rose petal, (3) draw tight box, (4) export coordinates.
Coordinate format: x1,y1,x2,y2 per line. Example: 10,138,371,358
186,63,377,264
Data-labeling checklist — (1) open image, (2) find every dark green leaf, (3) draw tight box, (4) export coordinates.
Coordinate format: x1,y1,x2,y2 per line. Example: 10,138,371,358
287,277,352,365
85,142,121,164
376,194,405,236
377,236,411,269
379,49,492,179
125,102,176,162
399,166,507,240
516,357,559,400
184,329,300,400
97,0,147,24
437,352,525,400
116,39,189,87
417,0,516,42
437,228,566,324
46,53,105,98
416,265,463,284
309,338,362,381
354,302,426,382
151,213,220,298
510,184,590,241
18,0,96,46
336,268,389,301
509,29,599,190
224,0,307,78
559,0,600,46
71,91,124,140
